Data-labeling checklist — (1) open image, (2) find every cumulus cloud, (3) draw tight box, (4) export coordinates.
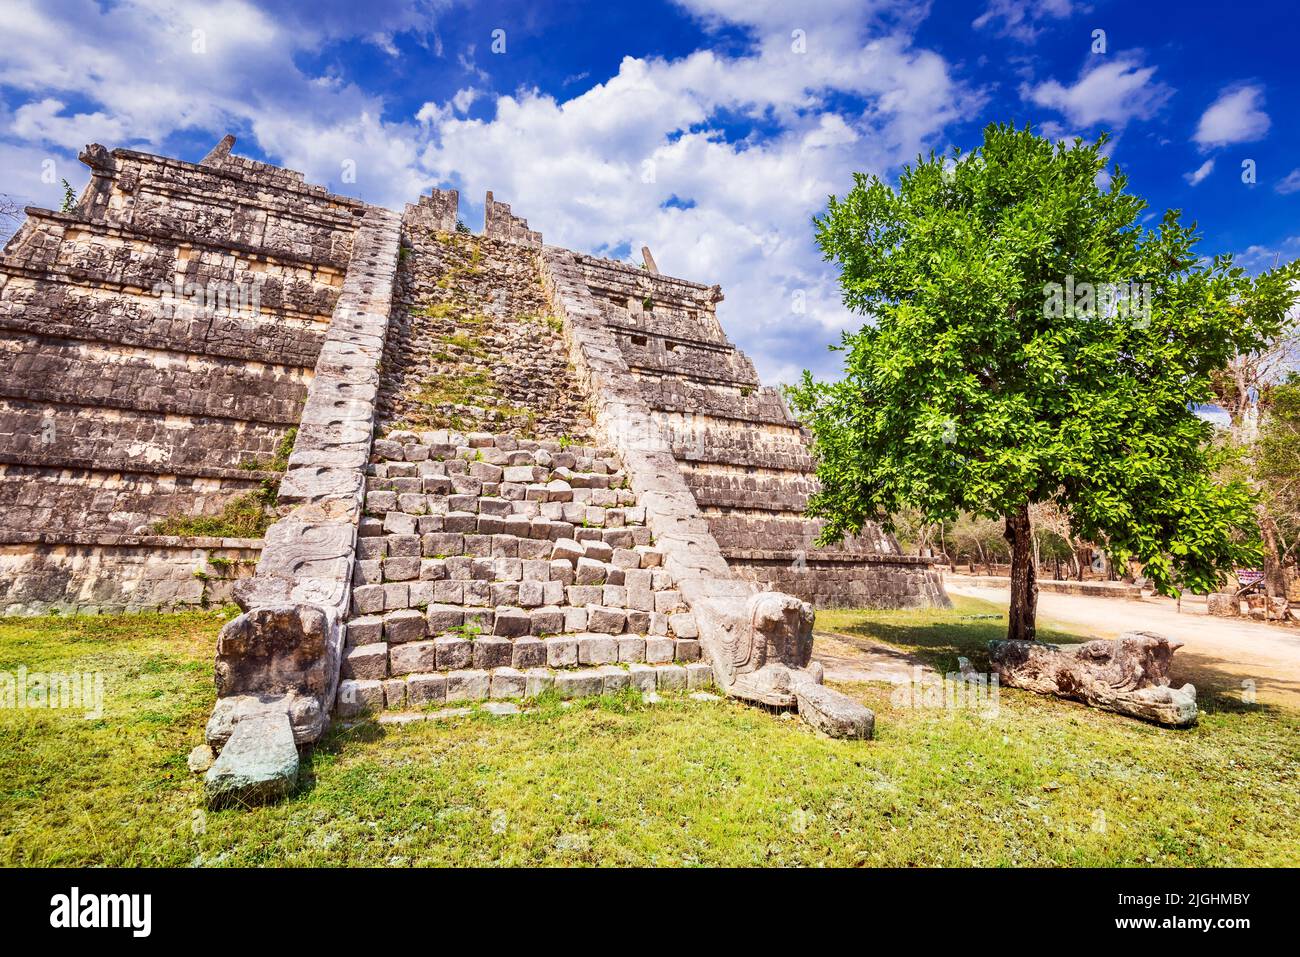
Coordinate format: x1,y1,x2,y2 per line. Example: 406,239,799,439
1235,235,1300,274
414,26,983,382
1023,54,1172,129
1194,84,1271,149
0,0,980,383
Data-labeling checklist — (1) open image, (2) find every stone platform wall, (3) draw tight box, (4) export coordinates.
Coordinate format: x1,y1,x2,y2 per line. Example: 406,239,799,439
0,533,260,615
565,251,946,610
0,135,365,614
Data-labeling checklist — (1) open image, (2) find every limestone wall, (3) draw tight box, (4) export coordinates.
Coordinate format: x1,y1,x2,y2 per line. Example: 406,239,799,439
0,533,260,615
0,135,365,614
565,251,946,608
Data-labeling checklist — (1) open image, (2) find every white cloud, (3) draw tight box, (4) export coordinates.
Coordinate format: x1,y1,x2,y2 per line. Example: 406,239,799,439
1194,84,1270,149
1277,169,1300,196
450,88,478,114
1183,158,1214,186
0,0,981,383
413,24,983,382
973,0,1079,43
1235,235,1300,273
1023,55,1172,129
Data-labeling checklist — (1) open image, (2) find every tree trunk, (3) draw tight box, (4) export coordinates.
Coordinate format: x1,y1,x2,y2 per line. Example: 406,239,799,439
1005,503,1038,642
1257,505,1289,619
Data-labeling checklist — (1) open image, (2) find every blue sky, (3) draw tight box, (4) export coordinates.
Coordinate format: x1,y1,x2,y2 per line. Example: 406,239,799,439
2,0,1298,383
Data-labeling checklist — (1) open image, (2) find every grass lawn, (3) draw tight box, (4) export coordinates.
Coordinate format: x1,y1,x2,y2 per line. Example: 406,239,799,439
1,597,1297,867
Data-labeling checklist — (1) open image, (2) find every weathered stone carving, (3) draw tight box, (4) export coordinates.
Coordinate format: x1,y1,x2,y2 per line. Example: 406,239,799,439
698,591,874,738
989,632,1198,727
714,592,813,702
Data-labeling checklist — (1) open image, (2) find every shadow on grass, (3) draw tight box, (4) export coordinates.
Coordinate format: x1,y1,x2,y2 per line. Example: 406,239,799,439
819,599,1288,722
819,610,1083,675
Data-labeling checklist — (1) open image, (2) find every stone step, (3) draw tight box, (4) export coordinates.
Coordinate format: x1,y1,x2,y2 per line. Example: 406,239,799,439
342,629,701,679
336,661,715,716
374,430,621,473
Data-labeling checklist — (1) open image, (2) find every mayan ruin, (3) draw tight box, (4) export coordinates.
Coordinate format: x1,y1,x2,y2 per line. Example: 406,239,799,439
1,136,964,801
2,0,1297,904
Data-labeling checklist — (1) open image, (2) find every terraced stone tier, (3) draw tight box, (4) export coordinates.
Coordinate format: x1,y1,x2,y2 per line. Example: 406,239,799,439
340,428,703,713
555,247,947,610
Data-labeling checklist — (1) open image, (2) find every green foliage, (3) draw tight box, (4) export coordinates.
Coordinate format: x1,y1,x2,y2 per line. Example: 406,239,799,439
153,479,278,539
239,427,297,473
59,179,76,213
788,123,1299,596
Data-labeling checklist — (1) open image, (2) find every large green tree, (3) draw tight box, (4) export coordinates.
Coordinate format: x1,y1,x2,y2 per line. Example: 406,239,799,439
789,124,1299,641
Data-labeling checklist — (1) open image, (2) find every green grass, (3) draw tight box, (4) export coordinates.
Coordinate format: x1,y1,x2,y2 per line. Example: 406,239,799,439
1,598,1297,866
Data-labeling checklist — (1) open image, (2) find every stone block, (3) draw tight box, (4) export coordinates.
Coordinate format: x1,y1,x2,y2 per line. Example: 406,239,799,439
545,635,579,667
567,585,602,606
685,662,713,690
515,580,543,608
383,609,426,644
341,642,388,680
387,534,421,557
586,606,627,634
655,590,684,614
627,663,657,692
336,678,385,718
473,636,514,669
529,606,564,635
446,669,491,702
554,670,605,699
204,711,299,809
346,615,384,646
383,583,410,610
383,679,407,710
656,664,687,691
524,668,554,698
493,607,532,637
407,673,447,708
645,636,675,664
490,667,527,699
577,633,619,665
435,634,473,671
674,639,702,662
583,541,614,562
796,683,874,739
511,635,547,669
433,580,464,604
390,640,438,676
617,636,646,663
351,583,384,616
598,665,631,694
668,613,699,639
551,538,584,565
426,604,464,633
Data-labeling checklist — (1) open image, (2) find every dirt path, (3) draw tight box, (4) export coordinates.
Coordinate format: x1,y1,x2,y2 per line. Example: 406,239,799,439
948,581,1300,708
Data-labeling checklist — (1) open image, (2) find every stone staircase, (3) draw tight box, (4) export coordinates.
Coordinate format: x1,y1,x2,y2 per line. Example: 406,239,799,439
335,428,713,717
